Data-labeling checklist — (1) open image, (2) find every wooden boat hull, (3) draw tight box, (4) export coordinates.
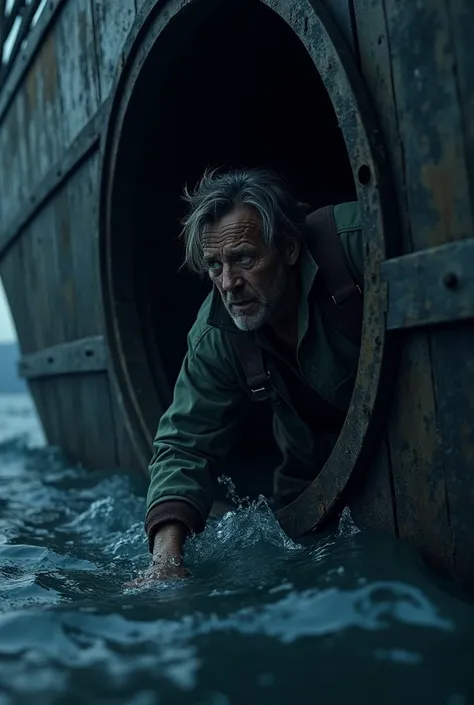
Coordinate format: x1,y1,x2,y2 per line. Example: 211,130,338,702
0,0,473,588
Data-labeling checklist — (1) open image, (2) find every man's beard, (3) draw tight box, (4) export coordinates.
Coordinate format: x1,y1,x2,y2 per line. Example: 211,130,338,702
223,263,289,332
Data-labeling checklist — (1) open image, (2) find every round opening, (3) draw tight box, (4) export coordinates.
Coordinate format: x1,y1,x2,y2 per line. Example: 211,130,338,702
101,0,393,532
357,165,372,186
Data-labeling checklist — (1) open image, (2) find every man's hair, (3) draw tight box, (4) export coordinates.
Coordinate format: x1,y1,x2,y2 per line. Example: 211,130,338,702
180,167,305,273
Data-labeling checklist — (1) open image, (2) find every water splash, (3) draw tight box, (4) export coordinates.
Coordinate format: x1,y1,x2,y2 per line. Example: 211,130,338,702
337,506,361,537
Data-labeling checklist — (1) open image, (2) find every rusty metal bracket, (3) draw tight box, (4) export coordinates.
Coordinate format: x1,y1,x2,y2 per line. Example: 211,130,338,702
382,238,474,330
18,336,108,379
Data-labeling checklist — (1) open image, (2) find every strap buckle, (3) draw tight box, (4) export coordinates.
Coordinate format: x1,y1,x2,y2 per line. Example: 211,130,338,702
248,371,272,402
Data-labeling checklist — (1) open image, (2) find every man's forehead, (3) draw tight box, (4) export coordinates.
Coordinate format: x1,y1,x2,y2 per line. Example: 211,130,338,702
202,211,262,250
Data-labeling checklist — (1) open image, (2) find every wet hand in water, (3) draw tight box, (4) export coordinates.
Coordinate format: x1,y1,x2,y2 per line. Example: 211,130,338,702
125,553,190,587
125,521,190,587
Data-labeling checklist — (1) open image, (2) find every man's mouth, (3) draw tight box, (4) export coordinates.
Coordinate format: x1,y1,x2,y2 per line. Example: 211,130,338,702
230,300,258,313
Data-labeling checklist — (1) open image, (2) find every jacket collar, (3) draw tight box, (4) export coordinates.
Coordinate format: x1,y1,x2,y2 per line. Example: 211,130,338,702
206,241,319,335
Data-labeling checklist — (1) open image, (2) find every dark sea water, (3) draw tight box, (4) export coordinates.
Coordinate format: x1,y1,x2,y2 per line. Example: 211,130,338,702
0,393,474,705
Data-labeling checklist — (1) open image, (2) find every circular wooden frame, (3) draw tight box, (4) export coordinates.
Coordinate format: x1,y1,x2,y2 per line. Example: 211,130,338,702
100,0,397,537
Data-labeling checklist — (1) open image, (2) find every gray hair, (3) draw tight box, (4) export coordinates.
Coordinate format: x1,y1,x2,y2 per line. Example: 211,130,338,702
180,168,306,273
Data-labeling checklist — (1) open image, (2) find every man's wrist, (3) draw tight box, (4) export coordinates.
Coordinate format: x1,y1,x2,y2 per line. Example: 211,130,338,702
152,521,187,561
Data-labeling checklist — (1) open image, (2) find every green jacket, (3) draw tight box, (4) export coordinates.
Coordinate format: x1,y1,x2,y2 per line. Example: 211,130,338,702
145,202,364,546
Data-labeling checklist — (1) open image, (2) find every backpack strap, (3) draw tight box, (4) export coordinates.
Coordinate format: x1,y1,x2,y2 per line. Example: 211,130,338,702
233,204,363,400
232,332,271,403
305,206,363,346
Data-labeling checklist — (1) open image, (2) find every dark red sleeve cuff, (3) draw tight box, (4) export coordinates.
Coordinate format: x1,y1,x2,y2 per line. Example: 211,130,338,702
145,500,205,553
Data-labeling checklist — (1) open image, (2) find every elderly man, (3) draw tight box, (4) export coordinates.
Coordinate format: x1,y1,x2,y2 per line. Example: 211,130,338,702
145,168,364,579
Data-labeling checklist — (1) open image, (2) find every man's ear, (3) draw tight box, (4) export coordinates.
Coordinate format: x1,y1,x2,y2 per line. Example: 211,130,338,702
285,238,301,266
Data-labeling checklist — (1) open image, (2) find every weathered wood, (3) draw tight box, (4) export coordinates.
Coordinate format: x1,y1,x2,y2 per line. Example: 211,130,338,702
74,372,118,470
430,324,474,583
448,1,474,241
0,23,66,222
382,0,474,584
438,0,474,587
349,433,397,535
383,239,474,330
0,89,27,225
91,0,136,101
18,336,107,379
0,101,106,262
66,152,104,338
55,0,99,146
321,0,358,56
353,0,454,576
109,372,143,472
33,372,118,470
3,0,44,80
0,0,67,123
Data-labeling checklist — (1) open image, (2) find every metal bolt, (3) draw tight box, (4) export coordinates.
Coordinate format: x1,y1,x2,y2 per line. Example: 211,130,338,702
443,272,458,289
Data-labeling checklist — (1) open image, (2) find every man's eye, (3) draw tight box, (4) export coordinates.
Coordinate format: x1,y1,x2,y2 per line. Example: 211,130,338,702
237,254,254,266
208,261,222,273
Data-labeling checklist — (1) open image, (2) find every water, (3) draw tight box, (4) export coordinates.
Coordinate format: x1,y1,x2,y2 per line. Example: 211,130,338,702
0,393,473,705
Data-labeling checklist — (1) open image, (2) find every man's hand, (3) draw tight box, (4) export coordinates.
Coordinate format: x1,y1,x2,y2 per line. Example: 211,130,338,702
125,522,189,587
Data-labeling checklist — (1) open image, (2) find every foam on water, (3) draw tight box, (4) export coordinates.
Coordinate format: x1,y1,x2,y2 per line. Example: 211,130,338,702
0,394,473,705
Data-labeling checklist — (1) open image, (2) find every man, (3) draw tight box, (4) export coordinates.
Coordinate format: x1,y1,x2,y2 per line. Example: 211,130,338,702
144,168,364,579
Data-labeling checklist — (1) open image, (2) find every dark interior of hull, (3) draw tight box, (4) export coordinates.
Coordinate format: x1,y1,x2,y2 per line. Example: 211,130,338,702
114,0,357,499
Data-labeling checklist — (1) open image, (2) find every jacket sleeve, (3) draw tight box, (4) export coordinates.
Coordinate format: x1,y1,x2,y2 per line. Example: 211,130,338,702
145,326,245,551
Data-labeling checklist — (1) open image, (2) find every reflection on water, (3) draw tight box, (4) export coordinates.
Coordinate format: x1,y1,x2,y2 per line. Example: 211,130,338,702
0,393,473,705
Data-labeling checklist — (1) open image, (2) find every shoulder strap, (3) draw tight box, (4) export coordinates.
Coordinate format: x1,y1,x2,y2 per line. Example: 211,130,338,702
305,205,363,345
232,332,271,403
305,206,360,303
232,205,363,400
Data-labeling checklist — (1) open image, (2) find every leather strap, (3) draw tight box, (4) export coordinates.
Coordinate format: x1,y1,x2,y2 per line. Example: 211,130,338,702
305,206,361,304
306,206,363,347
233,204,363,398
232,332,271,402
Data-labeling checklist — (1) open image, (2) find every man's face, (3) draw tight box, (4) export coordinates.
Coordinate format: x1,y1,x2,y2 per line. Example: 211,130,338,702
202,205,294,331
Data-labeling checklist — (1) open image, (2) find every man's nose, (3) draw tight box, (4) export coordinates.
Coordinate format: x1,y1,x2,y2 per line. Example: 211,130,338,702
221,264,242,292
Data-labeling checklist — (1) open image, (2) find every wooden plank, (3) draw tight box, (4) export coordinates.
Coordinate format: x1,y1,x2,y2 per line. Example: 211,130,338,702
447,1,474,245
66,152,104,337
109,372,145,473
76,372,118,469
0,25,65,227
0,0,67,123
383,239,474,330
438,0,474,589
387,335,453,573
383,0,474,584
353,0,453,575
18,336,107,379
349,433,397,535
321,0,358,55
91,0,136,101
430,323,474,585
386,0,471,250
54,0,99,146
0,101,106,263
348,0,409,542
0,91,27,226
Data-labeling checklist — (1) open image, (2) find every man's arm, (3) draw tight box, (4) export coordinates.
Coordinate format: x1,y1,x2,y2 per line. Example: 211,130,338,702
145,324,245,573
